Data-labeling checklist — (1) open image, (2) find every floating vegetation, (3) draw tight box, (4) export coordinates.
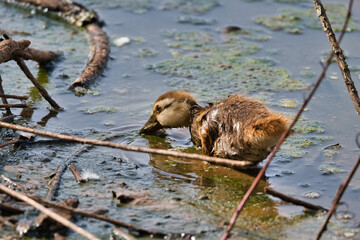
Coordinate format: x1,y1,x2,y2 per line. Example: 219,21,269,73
177,15,216,25
245,0,308,3
149,30,305,101
320,163,346,175
293,118,324,134
160,0,219,14
82,107,118,114
256,4,360,34
300,71,315,79
134,48,157,57
280,99,298,108
76,0,152,13
304,191,320,199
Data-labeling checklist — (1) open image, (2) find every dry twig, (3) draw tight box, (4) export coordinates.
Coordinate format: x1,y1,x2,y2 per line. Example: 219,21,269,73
0,183,100,240
0,121,254,169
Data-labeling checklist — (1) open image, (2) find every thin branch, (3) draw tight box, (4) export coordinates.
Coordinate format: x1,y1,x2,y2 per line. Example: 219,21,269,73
0,183,100,240
0,103,28,108
0,94,29,100
220,1,353,237
0,75,12,115
264,187,328,211
15,58,62,110
313,0,360,116
315,154,360,239
0,121,255,169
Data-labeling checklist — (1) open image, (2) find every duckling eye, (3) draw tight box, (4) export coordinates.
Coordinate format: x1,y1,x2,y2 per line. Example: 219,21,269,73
155,105,162,113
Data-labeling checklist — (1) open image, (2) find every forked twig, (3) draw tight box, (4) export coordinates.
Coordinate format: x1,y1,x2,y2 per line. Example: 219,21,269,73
0,183,100,240
220,1,353,239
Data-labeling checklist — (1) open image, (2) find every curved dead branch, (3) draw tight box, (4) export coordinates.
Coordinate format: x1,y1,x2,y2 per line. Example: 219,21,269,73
13,0,110,89
69,23,109,89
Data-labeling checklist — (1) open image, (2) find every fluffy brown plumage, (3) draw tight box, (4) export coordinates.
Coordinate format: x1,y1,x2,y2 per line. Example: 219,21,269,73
140,91,288,163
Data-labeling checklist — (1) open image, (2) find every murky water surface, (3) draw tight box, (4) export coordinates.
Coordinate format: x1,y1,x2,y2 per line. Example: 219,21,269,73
0,0,360,239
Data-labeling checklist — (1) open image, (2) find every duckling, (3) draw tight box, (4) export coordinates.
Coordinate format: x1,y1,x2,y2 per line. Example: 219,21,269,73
140,91,288,163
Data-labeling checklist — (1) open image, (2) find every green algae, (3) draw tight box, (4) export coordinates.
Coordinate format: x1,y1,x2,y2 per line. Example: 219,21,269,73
256,4,360,34
81,107,118,114
320,162,346,175
76,0,218,14
149,30,305,101
280,99,298,108
293,118,324,134
245,0,307,3
75,0,152,13
301,71,315,79
160,0,219,14
134,48,157,58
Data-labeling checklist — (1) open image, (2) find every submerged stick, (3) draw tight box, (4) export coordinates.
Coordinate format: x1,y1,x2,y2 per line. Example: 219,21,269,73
45,133,125,200
0,75,12,115
220,2,353,238
313,0,360,116
0,183,100,240
264,187,328,211
315,154,360,239
30,196,168,237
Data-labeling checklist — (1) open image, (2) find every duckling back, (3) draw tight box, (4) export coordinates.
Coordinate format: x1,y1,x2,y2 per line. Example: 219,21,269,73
190,95,288,162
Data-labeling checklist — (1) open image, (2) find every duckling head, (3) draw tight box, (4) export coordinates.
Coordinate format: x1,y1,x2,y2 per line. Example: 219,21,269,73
140,91,197,134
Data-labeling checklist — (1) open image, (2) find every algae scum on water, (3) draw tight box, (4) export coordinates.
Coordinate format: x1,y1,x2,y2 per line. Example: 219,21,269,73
256,3,360,34
147,30,306,101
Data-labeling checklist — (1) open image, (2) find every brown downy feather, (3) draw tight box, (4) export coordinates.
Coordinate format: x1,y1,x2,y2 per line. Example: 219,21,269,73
245,115,288,150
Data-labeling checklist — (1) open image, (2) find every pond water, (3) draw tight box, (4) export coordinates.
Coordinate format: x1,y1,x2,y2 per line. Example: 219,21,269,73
0,0,360,239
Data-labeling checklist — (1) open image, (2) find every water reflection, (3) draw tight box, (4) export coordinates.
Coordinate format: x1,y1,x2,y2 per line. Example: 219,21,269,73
140,131,292,235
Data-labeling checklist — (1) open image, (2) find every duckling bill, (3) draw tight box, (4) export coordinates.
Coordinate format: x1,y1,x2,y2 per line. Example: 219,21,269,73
140,91,288,163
